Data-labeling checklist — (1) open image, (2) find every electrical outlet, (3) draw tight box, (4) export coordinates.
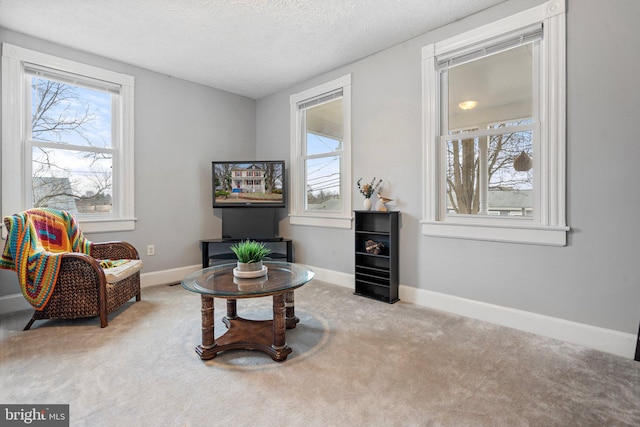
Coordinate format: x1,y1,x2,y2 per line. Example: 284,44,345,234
147,244,155,256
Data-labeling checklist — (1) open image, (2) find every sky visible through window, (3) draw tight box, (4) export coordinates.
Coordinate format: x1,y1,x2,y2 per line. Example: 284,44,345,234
306,133,341,197
31,77,112,147
30,76,114,207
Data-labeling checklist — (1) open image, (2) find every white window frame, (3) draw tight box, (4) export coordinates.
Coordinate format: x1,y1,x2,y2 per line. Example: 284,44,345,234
421,0,568,246
289,74,352,229
1,43,135,233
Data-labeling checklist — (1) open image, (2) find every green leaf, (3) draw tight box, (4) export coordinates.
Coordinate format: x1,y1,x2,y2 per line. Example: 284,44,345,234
229,239,272,263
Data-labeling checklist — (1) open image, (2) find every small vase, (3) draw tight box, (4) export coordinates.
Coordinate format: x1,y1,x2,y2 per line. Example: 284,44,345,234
363,198,372,211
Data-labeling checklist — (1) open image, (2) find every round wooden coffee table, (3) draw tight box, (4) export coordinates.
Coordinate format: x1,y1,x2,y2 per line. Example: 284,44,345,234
181,261,314,362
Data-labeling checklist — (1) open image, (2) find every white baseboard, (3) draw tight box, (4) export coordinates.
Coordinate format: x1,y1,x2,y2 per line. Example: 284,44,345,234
306,265,354,289
0,293,31,314
308,265,637,360
2,263,636,359
398,284,637,360
140,264,201,288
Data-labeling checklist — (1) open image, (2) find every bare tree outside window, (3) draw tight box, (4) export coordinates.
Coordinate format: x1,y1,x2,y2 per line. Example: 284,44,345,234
442,41,536,217
446,123,533,216
29,74,114,214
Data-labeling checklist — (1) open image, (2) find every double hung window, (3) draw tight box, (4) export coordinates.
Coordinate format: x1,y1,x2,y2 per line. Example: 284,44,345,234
422,0,567,245
2,43,135,233
290,75,352,229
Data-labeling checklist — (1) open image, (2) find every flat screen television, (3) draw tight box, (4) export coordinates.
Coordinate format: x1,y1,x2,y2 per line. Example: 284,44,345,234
212,160,285,208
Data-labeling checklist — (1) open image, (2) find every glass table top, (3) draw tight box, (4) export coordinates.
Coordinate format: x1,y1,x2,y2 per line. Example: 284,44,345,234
181,261,314,298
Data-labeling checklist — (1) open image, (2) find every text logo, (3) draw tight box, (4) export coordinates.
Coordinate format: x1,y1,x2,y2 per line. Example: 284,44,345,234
1,405,69,426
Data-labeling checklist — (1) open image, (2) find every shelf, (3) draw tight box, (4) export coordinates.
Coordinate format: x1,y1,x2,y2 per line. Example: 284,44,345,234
208,253,289,266
353,211,399,304
356,265,390,275
355,230,389,236
354,211,393,234
203,238,287,243
201,238,293,268
355,281,398,304
355,251,390,259
355,274,390,287
356,253,390,270
356,280,389,290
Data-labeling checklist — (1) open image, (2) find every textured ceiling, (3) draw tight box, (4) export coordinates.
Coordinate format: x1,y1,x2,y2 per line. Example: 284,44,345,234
0,0,506,99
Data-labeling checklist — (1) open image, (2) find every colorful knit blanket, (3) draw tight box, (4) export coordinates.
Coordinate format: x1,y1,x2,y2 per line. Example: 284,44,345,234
0,208,92,310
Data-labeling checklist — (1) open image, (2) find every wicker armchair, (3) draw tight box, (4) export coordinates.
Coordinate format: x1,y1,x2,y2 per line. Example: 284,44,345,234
22,241,142,330
1,208,142,330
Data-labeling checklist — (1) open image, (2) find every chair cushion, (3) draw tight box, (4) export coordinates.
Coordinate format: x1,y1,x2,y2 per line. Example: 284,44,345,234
102,259,143,283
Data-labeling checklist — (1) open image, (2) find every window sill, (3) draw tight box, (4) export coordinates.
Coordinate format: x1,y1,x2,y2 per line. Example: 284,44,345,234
289,214,352,229
79,217,136,234
420,221,569,246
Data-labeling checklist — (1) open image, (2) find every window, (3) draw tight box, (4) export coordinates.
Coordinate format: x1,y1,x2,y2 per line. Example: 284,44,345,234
421,0,567,245
290,75,352,229
2,43,135,233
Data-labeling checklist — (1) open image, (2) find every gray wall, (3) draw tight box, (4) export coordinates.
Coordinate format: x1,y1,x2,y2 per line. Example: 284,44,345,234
256,0,640,335
0,28,256,295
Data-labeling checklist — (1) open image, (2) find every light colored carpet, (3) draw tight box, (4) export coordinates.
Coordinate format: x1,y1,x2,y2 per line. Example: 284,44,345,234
1,280,639,426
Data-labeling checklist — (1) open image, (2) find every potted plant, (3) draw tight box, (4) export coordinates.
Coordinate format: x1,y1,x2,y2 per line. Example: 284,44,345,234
230,239,272,278
357,177,382,210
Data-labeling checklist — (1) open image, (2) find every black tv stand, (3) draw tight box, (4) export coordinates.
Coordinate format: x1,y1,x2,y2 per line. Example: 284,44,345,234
200,238,293,268
221,208,278,241
219,237,284,242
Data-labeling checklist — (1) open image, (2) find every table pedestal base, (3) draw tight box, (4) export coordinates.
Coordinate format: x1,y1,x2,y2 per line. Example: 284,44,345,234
196,317,292,361
285,290,300,329
197,292,295,362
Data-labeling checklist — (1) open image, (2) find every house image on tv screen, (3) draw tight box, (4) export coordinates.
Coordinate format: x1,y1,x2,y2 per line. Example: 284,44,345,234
231,164,265,193
213,161,284,205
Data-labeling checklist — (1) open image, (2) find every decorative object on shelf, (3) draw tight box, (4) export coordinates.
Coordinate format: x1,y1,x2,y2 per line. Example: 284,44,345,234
357,177,382,211
513,151,532,171
364,239,384,255
376,193,394,211
230,239,271,278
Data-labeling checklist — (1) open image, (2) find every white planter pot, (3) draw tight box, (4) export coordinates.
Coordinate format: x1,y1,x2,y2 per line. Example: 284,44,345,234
236,261,263,272
233,261,268,278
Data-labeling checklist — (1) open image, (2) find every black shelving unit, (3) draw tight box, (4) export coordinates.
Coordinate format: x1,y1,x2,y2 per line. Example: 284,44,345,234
354,210,399,303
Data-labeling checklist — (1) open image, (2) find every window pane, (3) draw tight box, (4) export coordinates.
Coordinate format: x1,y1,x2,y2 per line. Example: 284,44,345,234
447,43,534,132
31,76,112,148
305,156,341,211
305,98,342,155
32,147,113,214
446,130,533,216
306,132,341,155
